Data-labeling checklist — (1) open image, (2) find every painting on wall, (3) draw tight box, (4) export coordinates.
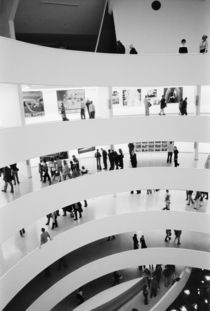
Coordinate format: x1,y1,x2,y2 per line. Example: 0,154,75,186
57,89,85,113
112,90,120,105
78,147,95,154
146,89,157,98
23,91,45,118
40,151,69,162
164,87,183,104
122,89,141,106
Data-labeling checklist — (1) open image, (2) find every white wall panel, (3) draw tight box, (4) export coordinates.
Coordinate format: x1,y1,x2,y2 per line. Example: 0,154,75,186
27,249,210,311
0,168,210,243
0,37,209,86
1,116,210,166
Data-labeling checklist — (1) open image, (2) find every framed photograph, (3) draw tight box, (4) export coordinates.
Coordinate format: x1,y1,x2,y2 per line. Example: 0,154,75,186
112,90,120,105
40,151,69,162
78,147,95,154
57,89,85,113
122,89,141,106
147,89,157,98
164,87,183,104
23,91,45,118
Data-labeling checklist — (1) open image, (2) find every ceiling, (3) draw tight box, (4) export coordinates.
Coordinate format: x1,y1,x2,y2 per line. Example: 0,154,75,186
14,0,106,35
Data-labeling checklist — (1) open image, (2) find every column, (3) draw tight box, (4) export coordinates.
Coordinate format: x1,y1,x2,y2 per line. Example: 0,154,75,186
194,85,201,161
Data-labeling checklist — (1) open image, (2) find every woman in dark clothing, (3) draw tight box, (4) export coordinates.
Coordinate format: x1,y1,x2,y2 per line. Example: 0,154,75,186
113,151,119,169
173,146,179,167
1,166,14,193
108,150,115,170
10,163,20,185
118,149,124,169
180,97,188,115
133,234,139,249
129,44,138,54
159,95,167,115
140,235,147,248
143,284,149,305
179,39,188,54
130,151,137,168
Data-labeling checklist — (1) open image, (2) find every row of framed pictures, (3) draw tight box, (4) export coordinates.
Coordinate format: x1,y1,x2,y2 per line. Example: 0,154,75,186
112,87,183,106
135,141,169,152
40,147,96,162
23,89,85,118
23,87,183,118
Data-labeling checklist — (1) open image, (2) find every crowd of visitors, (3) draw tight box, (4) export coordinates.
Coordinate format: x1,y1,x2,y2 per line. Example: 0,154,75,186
94,148,124,171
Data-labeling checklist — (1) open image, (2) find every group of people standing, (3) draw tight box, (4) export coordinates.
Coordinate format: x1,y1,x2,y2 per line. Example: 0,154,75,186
166,142,180,167
38,155,87,185
94,148,124,171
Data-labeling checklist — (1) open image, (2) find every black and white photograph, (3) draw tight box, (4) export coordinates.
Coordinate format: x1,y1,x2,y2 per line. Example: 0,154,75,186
1,1,210,311
164,87,183,104
23,91,45,117
57,89,85,113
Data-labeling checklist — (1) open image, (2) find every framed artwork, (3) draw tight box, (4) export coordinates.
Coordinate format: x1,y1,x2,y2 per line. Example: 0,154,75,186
135,141,170,152
164,87,183,104
57,89,85,113
23,91,45,118
112,90,120,105
78,147,95,154
40,151,69,162
122,89,141,106
147,89,157,98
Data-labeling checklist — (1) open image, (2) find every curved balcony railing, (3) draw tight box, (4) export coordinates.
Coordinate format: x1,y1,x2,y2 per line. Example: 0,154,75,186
0,167,210,243
1,116,210,167
0,37,209,86
1,211,210,310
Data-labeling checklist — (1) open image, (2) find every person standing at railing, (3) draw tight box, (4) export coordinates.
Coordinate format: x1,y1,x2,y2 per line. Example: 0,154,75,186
179,39,188,54
129,44,138,54
199,35,208,54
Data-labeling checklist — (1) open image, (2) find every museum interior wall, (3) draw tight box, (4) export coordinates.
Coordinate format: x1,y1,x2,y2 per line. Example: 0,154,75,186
110,0,210,54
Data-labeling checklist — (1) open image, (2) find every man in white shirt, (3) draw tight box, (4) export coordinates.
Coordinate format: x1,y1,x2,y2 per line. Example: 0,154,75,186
167,141,174,163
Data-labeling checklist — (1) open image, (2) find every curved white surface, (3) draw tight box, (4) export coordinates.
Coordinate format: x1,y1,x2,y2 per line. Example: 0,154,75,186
28,249,210,311
73,277,142,311
0,37,209,86
1,116,210,166
1,167,210,243
1,211,210,310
